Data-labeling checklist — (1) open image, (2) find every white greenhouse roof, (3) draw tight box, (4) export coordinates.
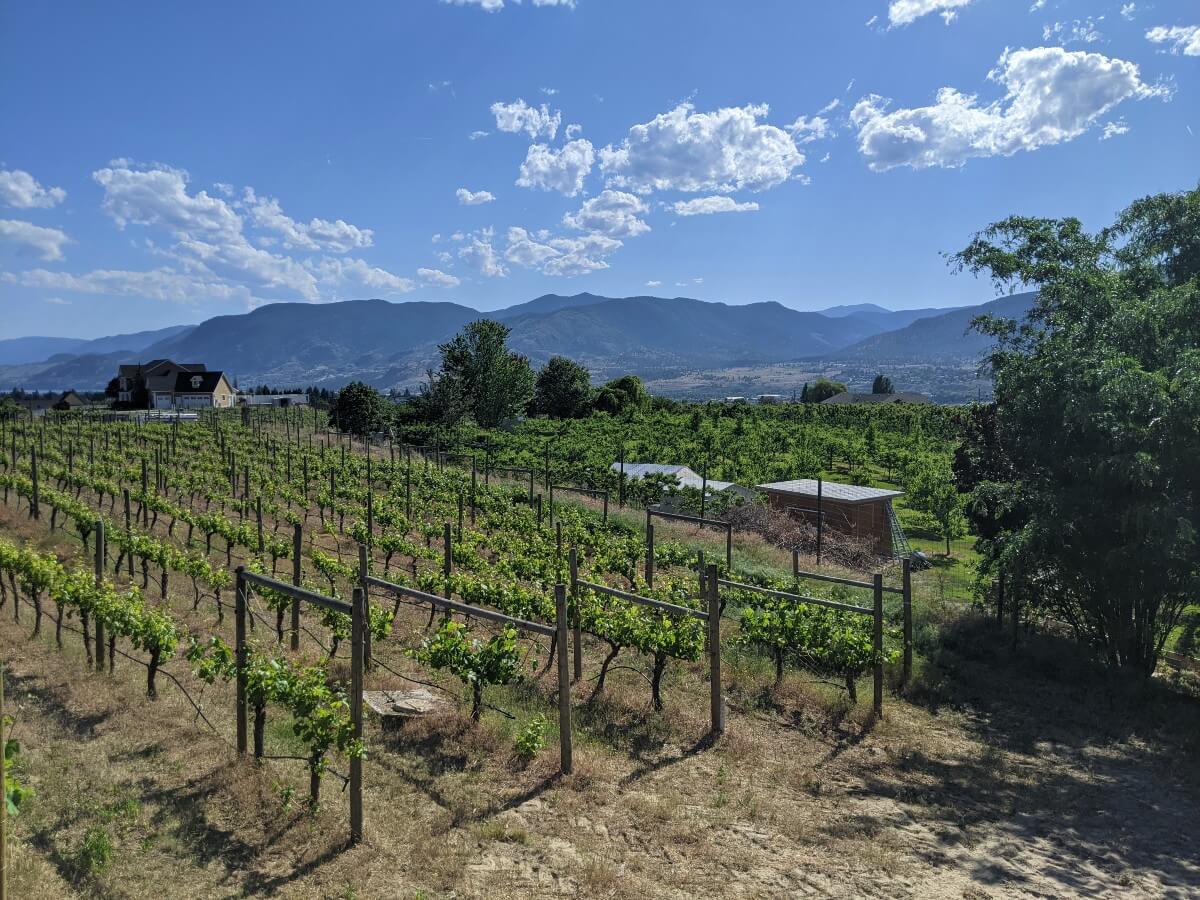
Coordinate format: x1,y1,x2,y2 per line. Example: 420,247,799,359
610,462,741,493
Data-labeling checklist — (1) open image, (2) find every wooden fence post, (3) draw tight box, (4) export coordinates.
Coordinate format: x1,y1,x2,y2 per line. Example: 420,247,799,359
94,520,106,671
235,567,248,756
290,523,302,651
872,573,884,718
902,558,913,687
349,586,365,845
707,564,725,736
443,523,453,599
555,583,573,776
645,523,655,587
569,548,581,682
358,543,372,670
256,497,264,553
29,447,38,520
725,523,732,573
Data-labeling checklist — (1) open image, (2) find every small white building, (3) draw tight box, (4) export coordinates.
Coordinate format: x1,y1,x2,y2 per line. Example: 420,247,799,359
237,393,310,407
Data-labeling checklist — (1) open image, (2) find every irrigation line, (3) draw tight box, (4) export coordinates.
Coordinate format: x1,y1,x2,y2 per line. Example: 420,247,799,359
2,593,235,750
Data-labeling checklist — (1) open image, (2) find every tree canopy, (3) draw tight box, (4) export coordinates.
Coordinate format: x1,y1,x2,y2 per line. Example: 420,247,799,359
806,378,847,403
872,374,894,394
953,185,1200,674
435,320,535,428
330,382,388,436
534,356,592,418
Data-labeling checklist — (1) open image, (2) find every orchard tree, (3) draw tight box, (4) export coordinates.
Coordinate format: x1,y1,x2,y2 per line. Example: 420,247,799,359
906,457,966,556
953,185,1200,673
806,378,847,403
330,382,388,435
593,374,649,415
534,356,592,418
437,320,535,427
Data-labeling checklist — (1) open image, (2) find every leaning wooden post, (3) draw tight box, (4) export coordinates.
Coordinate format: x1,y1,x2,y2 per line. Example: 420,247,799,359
235,567,248,756
123,489,134,577
602,490,608,524
290,523,302,651
358,543,372,670
555,583,573,776
872,573,884,718
901,558,913,687
725,522,732,573
94,520,106,671
256,496,264,553
568,548,582,682
645,523,655,587
548,484,554,528
349,586,365,845
29,446,38,520
707,563,725,735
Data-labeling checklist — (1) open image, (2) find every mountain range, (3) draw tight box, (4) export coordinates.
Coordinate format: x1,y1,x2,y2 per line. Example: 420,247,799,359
0,291,1036,400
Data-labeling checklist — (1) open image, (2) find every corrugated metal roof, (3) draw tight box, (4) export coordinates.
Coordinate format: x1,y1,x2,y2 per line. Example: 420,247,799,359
756,479,903,504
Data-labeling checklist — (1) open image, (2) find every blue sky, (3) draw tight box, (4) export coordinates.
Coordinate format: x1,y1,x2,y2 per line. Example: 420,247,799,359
1,0,1196,339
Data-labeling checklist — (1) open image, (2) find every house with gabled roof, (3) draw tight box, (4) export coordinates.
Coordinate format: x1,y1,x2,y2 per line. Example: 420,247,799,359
114,359,232,409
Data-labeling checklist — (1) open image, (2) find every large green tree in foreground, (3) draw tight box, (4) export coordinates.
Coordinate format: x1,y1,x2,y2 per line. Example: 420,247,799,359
954,186,1200,674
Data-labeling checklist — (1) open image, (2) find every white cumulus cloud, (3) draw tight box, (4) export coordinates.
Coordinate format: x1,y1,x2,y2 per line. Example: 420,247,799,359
458,229,508,278
516,140,595,196
562,190,649,237
0,169,66,209
243,188,374,253
491,99,562,140
504,226,621,276
851,46,1166,171
456,187,496,205
888,0,973,27
0,219,71,261
671,196,759,216
599,103,803,195
418,267,461,287
1146,25,1200,56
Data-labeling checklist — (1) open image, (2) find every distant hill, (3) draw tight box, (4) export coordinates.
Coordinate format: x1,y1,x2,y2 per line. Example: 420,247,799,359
503,297,879,373
0,291,1033,394
0,336,89,366
833,292,1037,362
818,302,971,332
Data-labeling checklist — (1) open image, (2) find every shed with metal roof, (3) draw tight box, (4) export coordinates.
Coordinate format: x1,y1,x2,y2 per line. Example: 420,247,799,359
756,478,908,557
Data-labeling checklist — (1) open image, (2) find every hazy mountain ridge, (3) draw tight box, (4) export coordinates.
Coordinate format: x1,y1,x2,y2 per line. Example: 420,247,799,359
0,292,1029,398
832,292,1036,362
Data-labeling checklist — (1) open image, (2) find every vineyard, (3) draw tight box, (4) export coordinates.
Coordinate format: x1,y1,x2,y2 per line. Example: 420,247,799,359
0,408,1195,898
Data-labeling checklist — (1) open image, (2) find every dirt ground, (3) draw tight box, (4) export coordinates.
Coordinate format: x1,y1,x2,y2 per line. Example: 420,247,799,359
2,505,1199,899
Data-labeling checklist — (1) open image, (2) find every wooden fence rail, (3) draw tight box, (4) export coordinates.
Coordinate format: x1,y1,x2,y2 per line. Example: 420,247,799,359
363,571,573,776
236,568,365,845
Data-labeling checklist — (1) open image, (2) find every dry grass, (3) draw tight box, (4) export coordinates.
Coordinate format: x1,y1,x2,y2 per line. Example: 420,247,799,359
3,494,1200,899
